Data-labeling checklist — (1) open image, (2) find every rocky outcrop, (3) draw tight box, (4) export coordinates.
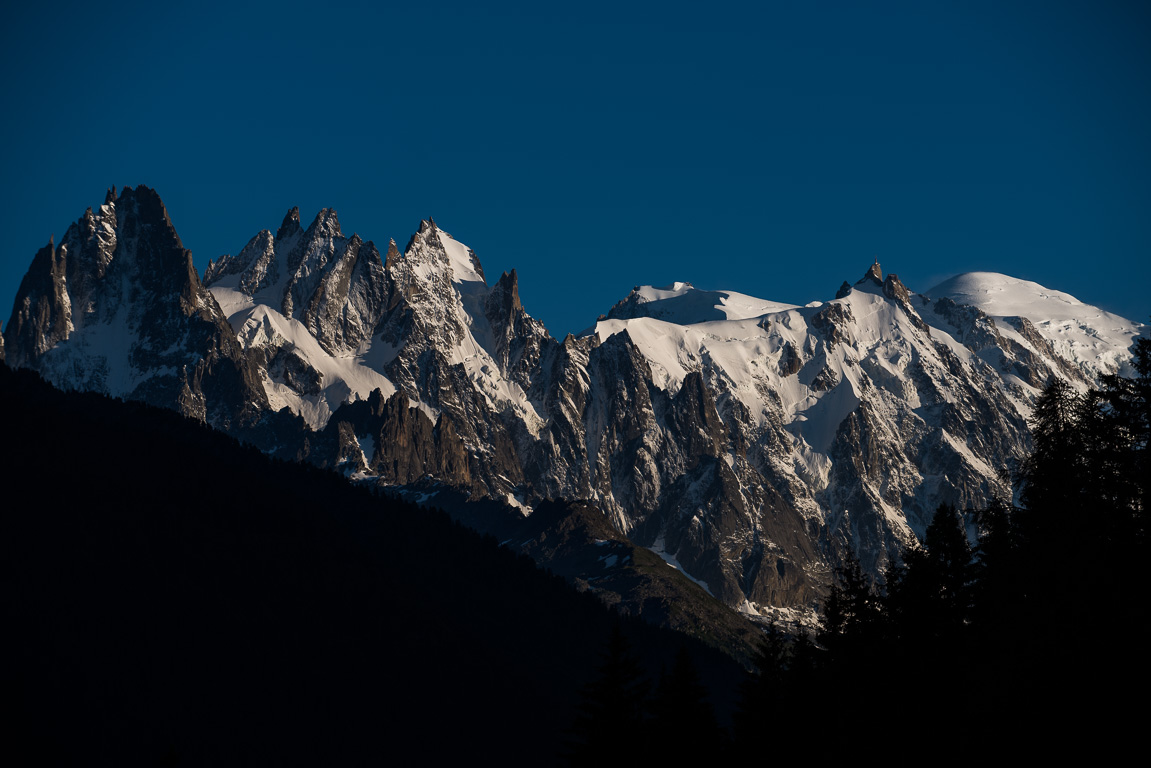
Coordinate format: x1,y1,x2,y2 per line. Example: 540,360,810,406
606,286,648,320
811,302,854,349
778,341,802,376
485,269,554,394
883,273,929,332
301,236,391,354
927,296,1089,388
4,238,71,368
1005,315,1090,385
857,259,883,286
508,499,766,663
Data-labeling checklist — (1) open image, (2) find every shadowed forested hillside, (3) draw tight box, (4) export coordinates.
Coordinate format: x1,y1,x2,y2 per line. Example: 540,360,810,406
0,364,745,766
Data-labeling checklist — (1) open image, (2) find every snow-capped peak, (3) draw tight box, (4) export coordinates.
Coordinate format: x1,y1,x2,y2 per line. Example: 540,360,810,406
403,219,487,287
926,271,1143,379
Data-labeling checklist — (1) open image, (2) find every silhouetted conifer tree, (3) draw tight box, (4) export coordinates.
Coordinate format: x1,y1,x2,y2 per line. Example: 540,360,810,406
1019,377,1085,529
649,646,722,760
884,504,976,710
1089,335,1150,542
732,621,826,759
818,548,882,665
897,504,974,634
733,622,788,748
566,624,650,765
971,497,1024,631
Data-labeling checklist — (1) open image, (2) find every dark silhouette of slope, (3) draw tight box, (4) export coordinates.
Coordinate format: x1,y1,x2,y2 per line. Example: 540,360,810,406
0,364,744,766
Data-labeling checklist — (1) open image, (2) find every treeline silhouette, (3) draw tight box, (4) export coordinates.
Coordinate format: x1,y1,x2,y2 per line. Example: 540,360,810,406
731,335,1150,757
0,363,745,766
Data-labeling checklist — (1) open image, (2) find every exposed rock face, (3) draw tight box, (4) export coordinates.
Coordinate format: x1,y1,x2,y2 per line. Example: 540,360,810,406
485,269,552,394
315,388,475,487
4,237,71,368
301,235,390,355
8,187,1142,621
778,342,802,376
606,285,650,320
1005,315,1090,385
925,296,1090,389
266,346,323,395
858,259,883,286
810,302,854,349
883,273,930,332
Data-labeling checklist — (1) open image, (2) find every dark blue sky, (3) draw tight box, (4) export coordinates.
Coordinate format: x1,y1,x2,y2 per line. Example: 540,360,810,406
2,0,1148,337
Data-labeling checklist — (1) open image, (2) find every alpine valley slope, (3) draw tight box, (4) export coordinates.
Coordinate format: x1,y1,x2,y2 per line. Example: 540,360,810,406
4,186,1143,620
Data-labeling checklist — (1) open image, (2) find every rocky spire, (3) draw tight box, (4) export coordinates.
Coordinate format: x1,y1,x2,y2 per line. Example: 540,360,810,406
882,272,911,304
404,218,445,258
856,257,882,286
307,208,341,239
384,238,401,271
489,269,523,316
280,208,347,318
276,207,302,241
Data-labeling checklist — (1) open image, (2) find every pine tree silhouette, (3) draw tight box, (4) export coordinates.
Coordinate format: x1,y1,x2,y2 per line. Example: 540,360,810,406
649,646,722,761
566,624,650,765
818,547,882,665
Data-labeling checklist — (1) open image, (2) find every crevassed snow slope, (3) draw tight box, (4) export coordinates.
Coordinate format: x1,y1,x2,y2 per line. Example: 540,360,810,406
927,272,1143,379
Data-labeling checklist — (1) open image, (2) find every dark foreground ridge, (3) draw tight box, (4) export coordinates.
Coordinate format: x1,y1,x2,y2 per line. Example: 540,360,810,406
0,363,745,766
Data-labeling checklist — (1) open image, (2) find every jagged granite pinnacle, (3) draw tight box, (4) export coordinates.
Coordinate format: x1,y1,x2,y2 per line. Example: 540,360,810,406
857,258,882,286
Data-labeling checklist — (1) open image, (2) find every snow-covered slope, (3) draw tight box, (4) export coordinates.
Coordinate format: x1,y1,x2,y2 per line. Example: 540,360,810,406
607,282,797,324
927,272,1142,382
209,278,398,428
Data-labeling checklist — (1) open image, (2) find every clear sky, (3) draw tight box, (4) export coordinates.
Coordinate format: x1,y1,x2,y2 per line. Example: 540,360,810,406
2,0,1148,338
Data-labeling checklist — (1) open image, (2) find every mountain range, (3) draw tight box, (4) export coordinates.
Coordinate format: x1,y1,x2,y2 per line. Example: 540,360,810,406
4,185,1143,629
